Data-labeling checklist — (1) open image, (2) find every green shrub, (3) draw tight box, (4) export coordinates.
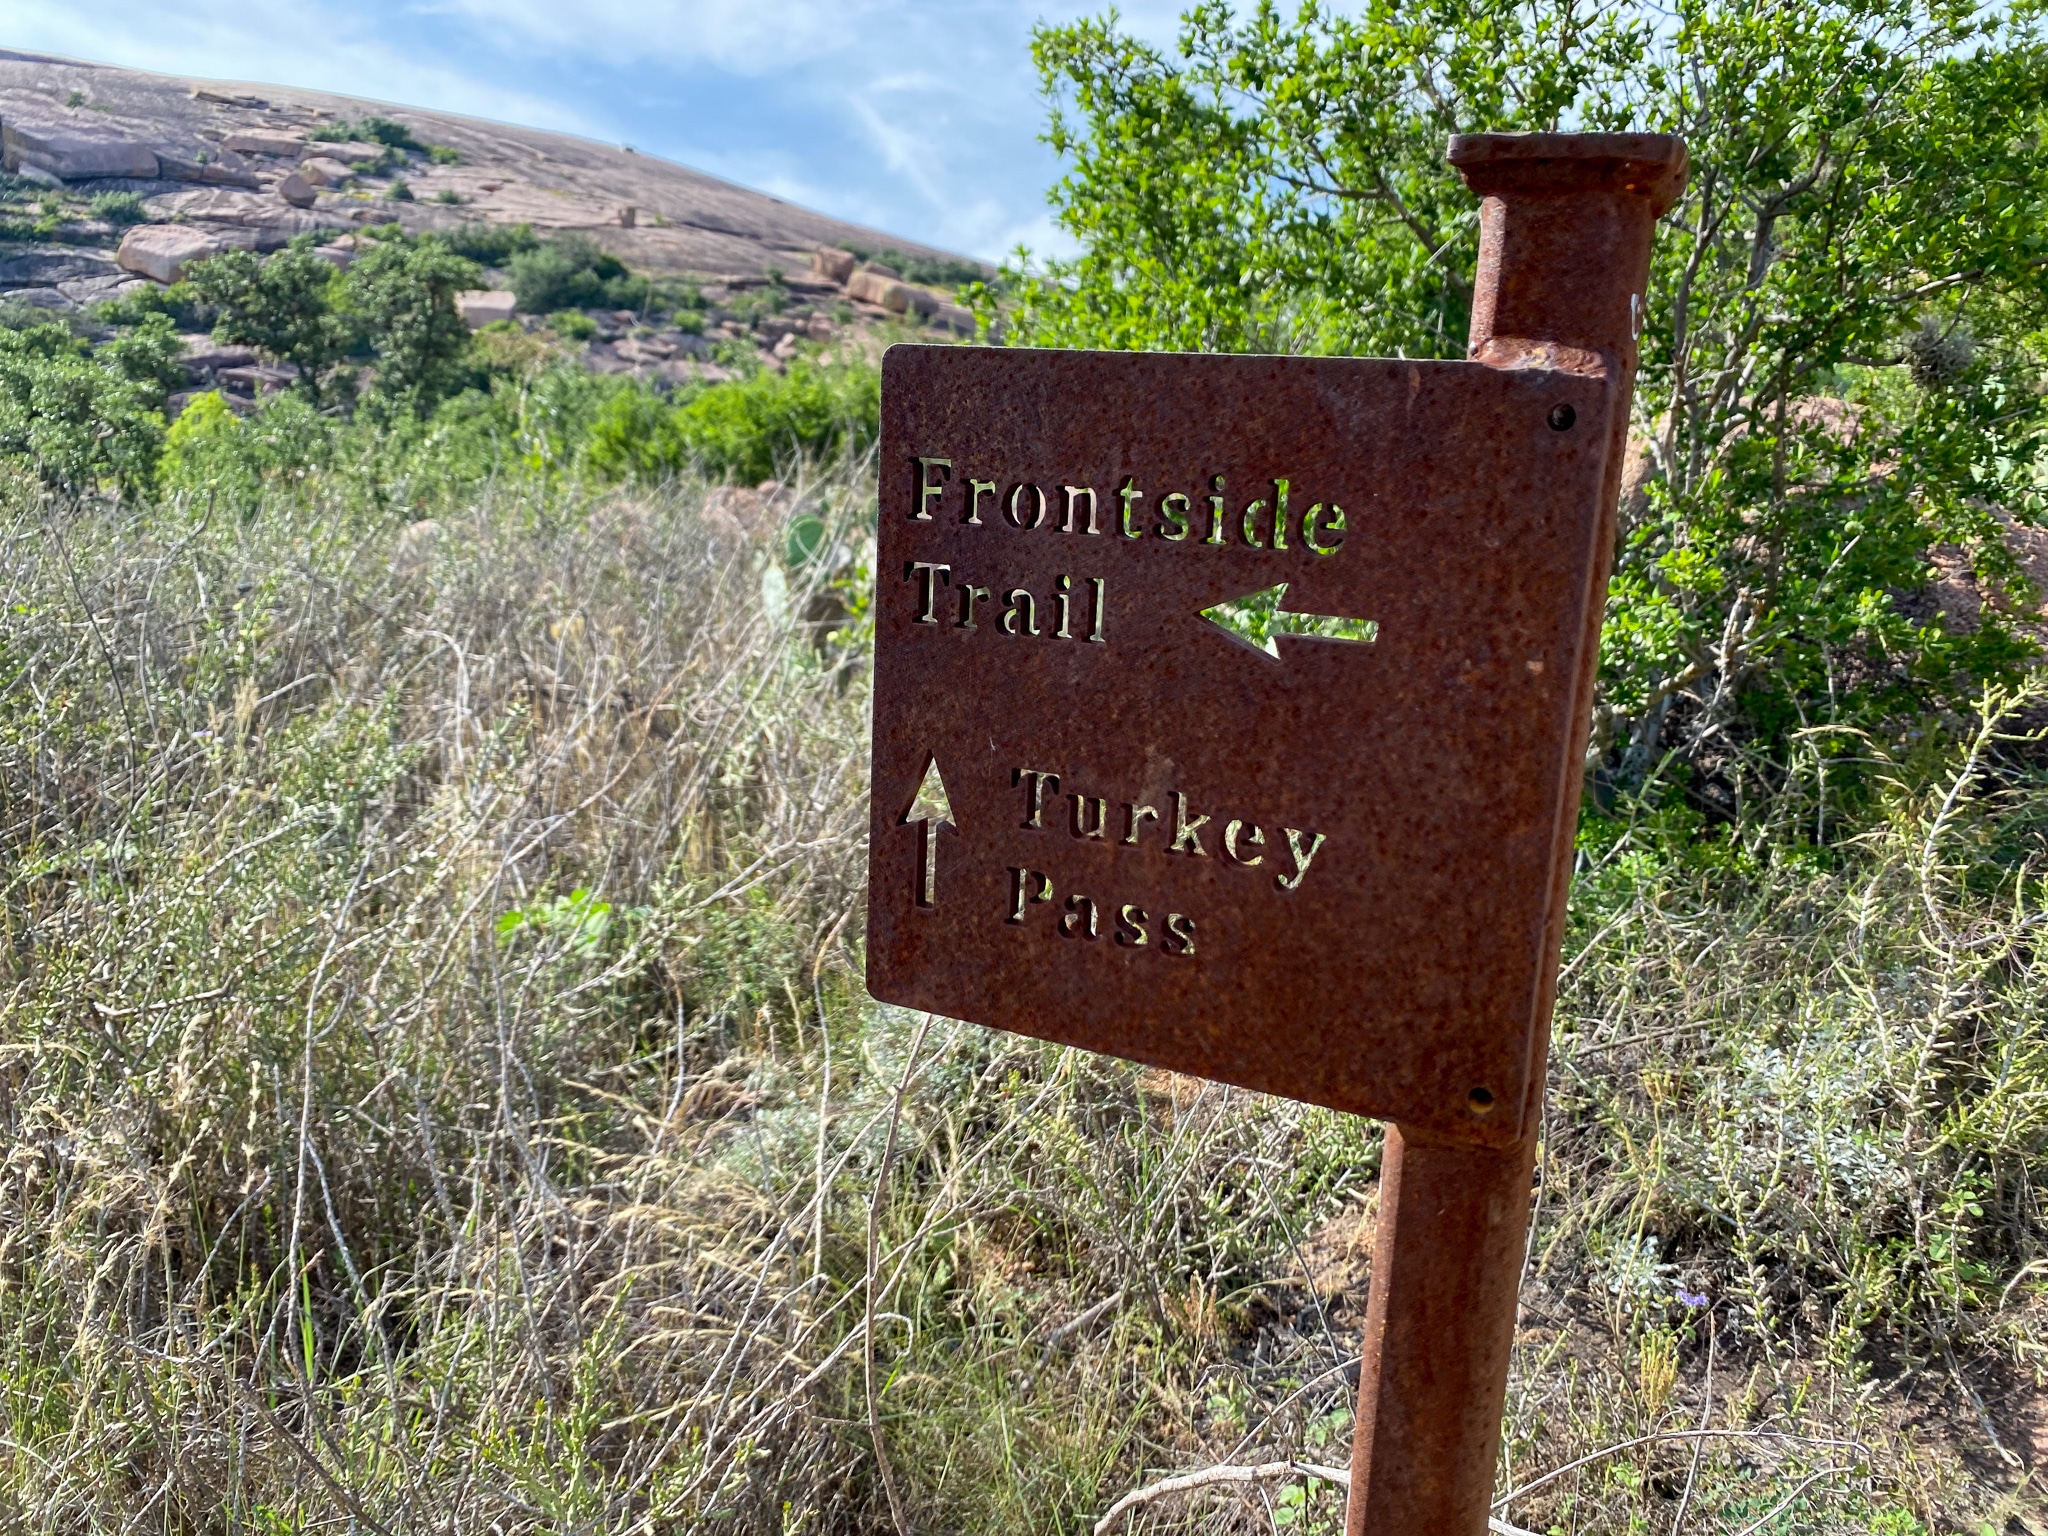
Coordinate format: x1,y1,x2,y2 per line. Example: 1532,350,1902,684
427,144,461,165
87,190,145,227
340,238,482,416
158,390,259,513
585,361,879,485
93,281,210,333
360,116,423,150
585,385,683,482
185,243,349,400
509,235,646,314
96,312,185,404
443,222,539,266
409,363,629,492
311,114,423,153
678,361,878,481
385,178,414,202
0,320,164,495
547,309,597,341
160,389,336,516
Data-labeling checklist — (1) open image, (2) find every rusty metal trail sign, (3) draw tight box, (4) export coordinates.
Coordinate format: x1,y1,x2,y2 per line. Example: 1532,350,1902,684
866,133,1686,1536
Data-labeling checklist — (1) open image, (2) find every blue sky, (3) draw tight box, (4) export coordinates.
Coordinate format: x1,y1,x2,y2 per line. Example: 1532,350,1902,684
1,0,1188,261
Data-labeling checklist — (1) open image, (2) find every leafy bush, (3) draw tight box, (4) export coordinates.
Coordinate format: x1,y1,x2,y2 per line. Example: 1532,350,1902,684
546,309,597,341
385,178,414,202
87,190,145,227
340,238,482,416
92,280,211,333
584,360,879,484
0,320,164,495
508,234,646,314
158,390,259,513
427,143,461,165
95,312,186,403
442,221,539,266
159,389,335,516
311,114,423,152
180,235,480,418
186,242,349,400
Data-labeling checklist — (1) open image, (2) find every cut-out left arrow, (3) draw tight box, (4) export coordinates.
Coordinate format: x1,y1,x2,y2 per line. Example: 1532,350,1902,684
901,755,955,908
1200,582,1379,660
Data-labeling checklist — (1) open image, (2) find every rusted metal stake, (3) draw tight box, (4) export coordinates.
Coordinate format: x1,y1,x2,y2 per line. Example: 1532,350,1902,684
1343,132,1687,1536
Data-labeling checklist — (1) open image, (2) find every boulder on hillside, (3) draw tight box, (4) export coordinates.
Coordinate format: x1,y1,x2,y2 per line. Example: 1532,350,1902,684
844,269,896,306
299,156,355,188
192,88,268,109
0,251,123,287
846,269,938,317
303,141,388,166
61,275,150,307
143,190,351,249
456,290,517,328
180,338,261,376
156,154,266,189
222,129,305,157
2,118,158,181
812,247,856,284
217,362,299,396
275,170,317,208
117,224,230,284
0,287,74,311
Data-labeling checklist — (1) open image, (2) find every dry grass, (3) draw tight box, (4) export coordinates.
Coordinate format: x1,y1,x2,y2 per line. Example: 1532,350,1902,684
1,455,2045,1534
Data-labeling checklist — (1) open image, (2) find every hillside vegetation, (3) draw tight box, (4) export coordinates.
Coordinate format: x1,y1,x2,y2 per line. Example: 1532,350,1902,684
6,1,2048,1533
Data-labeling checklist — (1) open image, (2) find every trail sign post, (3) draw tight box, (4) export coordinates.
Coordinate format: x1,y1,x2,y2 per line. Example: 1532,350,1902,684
866,133,1686,1534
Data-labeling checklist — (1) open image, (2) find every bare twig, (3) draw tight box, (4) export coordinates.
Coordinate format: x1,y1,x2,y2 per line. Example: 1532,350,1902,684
1092,1460,1352,1535
866,1012,932,1536
1671,1305,1716,1534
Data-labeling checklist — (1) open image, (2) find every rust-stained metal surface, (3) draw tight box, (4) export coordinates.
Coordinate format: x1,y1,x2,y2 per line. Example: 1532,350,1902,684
867,345,1615,1148
1343,132,1689,1536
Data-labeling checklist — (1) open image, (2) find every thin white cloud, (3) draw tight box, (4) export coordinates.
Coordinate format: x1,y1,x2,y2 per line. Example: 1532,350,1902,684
2,0,599,134
424,0,877,74
0,0,1193,259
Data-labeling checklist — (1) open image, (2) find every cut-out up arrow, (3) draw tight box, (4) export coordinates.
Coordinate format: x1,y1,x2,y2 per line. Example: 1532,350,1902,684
1200,583,1379,660
901,755,955,908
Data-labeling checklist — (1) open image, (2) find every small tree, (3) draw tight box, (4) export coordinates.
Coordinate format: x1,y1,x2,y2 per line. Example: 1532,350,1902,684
1014,0,2048,821
508,235,642,314
186,241,349,401
0,322,163,497
342,238,482,417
